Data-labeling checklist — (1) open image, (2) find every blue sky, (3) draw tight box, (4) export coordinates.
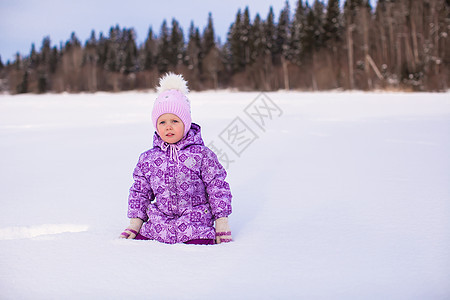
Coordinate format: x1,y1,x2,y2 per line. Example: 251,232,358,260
0,0,377,63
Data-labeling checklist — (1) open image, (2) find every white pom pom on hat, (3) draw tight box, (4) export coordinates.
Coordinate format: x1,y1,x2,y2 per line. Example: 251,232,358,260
156,72,190,95
152,73,192,137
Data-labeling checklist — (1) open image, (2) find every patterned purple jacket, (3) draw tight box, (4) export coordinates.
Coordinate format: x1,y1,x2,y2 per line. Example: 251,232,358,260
127,123,232,244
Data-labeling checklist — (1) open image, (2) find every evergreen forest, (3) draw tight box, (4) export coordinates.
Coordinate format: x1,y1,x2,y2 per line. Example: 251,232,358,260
0,0,448,93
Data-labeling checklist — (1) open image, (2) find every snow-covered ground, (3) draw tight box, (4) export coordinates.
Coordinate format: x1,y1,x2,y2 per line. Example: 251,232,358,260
0,90,449,299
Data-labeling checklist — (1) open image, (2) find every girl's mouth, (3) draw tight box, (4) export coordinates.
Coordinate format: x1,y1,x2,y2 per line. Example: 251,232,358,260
166,133,174,137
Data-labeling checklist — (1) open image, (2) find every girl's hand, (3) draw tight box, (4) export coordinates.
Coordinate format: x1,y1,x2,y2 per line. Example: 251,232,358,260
215,217,232,244
119,218,144,239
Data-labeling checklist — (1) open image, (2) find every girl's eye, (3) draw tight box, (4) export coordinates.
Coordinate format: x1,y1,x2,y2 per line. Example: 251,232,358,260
173,120,178,123
159,121,165,125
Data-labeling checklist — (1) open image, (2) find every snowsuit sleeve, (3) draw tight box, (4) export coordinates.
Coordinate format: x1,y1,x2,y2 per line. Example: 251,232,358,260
127,152,154,222
200,148,232,220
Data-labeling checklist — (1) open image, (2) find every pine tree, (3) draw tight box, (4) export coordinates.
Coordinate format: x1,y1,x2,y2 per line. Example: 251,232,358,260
250,13,265,61
241,7,252,65
29,43,39,68
66,32,81,49
37,36,52,93
290,0,307,65
324,0,343,45
202,13,216,55
302,3,314,54
344,0,364,22
322,0,344,89
124,29,137,73
202,13,222,89
105,27,119,72
84,31,98,69
169,19,185,67
226,9,245,72
264,7,276,61
143,27,156,70
17,70,29,94
276,1,292,89
157,20,171,73
83,31,98,92
311,0,326,51
40,37,52,66
249,13,272,90
186,22,202,72
63,32,82,92
49,47,58,74
85,31,97,49
14,53,22,71
275,1,291,61
117,28,128,73
302,0,326,90
97,32,108,69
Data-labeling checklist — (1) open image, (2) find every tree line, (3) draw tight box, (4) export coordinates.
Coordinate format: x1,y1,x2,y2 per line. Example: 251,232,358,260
0,0,448,94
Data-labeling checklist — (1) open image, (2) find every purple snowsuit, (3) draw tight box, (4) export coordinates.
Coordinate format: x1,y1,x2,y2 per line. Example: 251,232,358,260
127,123,232,244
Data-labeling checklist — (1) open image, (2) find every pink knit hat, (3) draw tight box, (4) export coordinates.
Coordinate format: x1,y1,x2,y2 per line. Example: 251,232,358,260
152,73,191,137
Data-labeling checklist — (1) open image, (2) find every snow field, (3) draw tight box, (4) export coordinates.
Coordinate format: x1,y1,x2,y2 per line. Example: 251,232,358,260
0,91,449,299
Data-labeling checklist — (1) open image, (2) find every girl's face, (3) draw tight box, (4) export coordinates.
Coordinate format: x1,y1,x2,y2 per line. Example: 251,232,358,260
157,113,185,144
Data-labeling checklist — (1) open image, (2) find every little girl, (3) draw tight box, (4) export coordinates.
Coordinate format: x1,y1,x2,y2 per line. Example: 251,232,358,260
119,73,232,244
